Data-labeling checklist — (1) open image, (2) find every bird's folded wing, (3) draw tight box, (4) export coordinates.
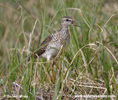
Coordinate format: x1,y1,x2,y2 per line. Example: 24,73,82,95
40,35,52,46
33,35,53,58
28,34,53,61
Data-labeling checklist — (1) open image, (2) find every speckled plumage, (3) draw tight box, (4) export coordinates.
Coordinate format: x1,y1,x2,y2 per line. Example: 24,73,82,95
41,27,70,60
29,16,77,61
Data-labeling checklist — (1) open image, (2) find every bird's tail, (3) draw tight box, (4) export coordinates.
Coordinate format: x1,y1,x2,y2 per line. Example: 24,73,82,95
27,47,45,61
28,56,31,61
27,52,39,61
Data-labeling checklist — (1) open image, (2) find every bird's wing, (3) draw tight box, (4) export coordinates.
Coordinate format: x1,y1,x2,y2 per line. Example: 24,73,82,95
34,35,52,57
40,35,52,47
28,35,52,61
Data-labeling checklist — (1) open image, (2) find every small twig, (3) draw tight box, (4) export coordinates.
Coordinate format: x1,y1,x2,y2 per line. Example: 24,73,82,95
3,95,28,99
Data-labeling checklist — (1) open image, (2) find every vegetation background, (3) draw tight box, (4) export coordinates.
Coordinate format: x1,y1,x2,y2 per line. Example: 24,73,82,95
0,0,118,99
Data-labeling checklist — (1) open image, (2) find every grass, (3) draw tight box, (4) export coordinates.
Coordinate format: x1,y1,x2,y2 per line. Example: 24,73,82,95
0,0,118,99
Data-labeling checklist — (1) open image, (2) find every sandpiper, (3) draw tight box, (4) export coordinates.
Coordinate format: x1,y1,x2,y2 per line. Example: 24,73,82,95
28,16,80,61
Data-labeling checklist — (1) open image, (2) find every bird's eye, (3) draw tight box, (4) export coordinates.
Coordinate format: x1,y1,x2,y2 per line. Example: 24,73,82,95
66,19,69,21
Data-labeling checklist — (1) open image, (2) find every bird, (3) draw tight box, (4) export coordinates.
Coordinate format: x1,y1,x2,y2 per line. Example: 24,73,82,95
28,16,80,61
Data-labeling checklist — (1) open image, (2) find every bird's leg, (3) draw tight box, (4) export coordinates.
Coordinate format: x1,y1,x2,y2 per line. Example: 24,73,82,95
45,55,54,83
53,45,64,65
45,62,52,84
51,45,64,82
51,62,55,83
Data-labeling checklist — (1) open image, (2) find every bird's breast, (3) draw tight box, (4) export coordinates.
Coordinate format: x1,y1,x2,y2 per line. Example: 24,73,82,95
51,30,70,47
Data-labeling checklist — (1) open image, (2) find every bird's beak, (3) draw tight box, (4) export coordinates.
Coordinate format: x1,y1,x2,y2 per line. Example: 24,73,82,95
72,20,81,27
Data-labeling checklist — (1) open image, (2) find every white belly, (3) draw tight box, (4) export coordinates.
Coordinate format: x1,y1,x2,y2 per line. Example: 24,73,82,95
41,43,61,61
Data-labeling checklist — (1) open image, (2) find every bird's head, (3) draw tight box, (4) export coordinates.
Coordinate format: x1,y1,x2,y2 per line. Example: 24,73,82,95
61,16,80,28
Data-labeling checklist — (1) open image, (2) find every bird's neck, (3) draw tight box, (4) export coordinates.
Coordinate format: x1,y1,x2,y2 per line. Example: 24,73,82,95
60,25,68,32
